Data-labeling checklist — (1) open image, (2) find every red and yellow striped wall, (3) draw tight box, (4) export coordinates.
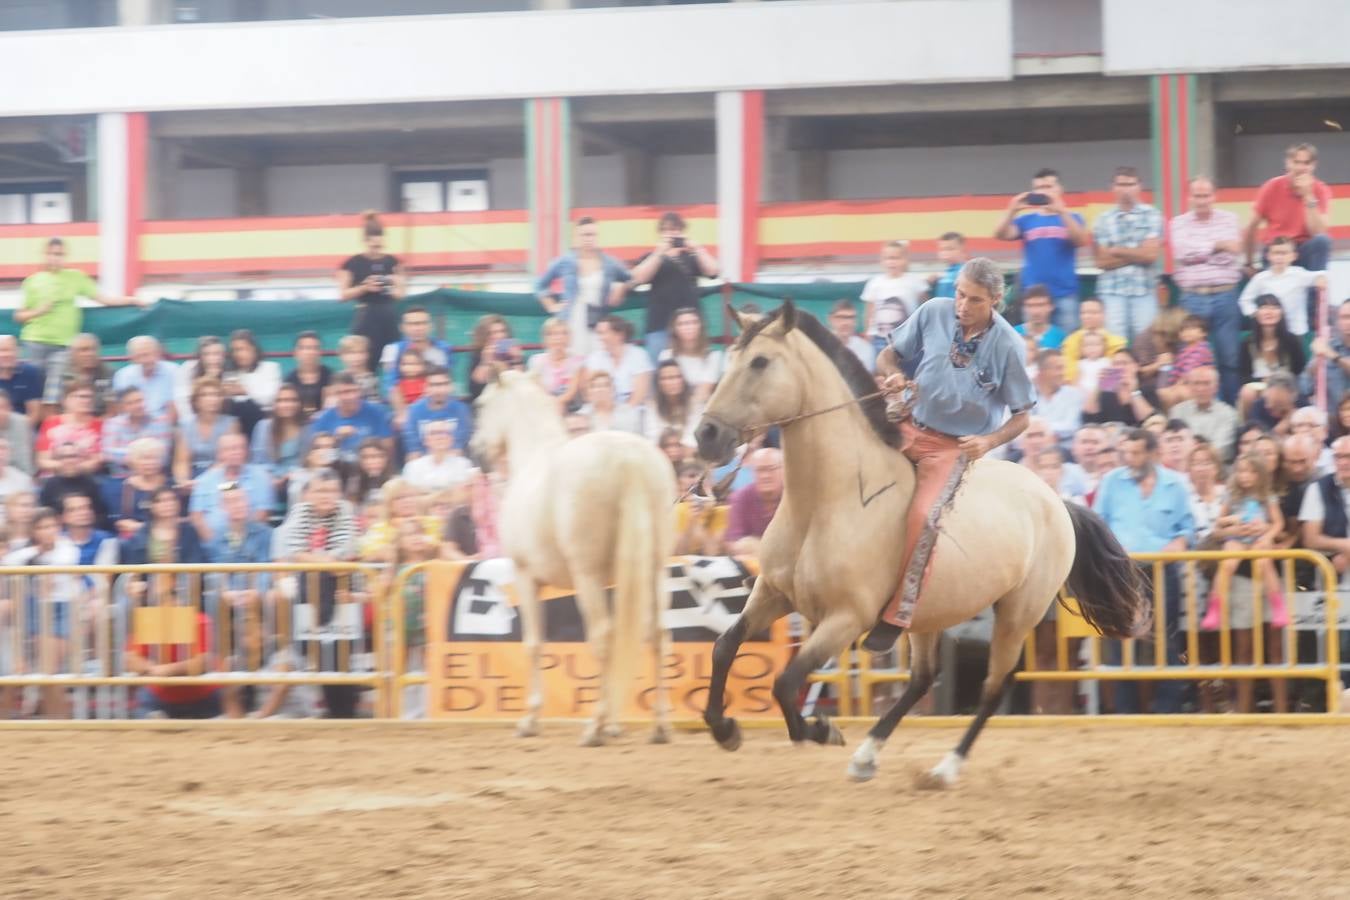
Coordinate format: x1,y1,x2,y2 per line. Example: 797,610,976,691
0,223,99,281
2,189,1348,284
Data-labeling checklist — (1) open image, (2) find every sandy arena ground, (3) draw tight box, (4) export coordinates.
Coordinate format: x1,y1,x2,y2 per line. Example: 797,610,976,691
0,721,1345,899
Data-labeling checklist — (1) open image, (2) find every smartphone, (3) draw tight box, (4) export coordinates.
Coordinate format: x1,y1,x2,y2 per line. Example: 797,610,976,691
1025,192,1051,206
494,338,518,361
1098,367,1122,392
670,236,687,249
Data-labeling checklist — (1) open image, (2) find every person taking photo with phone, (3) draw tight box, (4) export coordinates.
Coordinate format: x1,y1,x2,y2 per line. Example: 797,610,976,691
994,168,1088,333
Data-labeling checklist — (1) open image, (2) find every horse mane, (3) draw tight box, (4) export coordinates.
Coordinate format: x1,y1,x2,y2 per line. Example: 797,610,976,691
739,304,901,448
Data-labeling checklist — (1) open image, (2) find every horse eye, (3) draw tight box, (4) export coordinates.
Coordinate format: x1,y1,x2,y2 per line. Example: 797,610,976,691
749,355,770,371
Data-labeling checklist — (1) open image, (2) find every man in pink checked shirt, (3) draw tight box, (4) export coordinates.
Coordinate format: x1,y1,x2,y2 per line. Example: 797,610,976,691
1169,176,1243,405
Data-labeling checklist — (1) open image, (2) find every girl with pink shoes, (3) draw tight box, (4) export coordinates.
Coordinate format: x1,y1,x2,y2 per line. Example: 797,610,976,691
1202,452,1289,631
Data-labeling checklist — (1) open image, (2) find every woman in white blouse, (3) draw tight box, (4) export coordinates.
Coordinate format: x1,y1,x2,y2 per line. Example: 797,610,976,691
224,328,282,439
583,315,652,407
658,307,723,403
1188,442,1227,545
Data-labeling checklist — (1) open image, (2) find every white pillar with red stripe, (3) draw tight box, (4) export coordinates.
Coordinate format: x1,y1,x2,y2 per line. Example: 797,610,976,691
96,111,148,297
715,90,763,284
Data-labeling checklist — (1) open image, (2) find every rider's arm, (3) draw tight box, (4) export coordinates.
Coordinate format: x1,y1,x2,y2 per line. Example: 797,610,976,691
985,409,1029,453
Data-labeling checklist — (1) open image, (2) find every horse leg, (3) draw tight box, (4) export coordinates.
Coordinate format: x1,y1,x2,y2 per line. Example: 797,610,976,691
703,576,789,752
648,610,672,744
917,607,1027,790
773,611,864,746
515,574,544,738
847,630,940,782
573,573,614,747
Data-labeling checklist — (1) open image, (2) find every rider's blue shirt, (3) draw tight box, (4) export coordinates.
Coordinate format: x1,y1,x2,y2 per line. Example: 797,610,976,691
889,297,1035,437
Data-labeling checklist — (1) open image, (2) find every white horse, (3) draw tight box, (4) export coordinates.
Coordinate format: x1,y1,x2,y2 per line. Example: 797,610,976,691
471,370,677,745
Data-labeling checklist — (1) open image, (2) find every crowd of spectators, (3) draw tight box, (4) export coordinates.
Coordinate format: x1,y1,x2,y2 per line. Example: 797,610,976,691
0,143,1343,718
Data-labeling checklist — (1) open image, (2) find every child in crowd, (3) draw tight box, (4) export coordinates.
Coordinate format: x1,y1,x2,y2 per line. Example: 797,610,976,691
336,335,381,405
1203,451,1287,631
928,231,968,300
1073,330,1110,395
1061,297,1126,383
861,240,929,350
1238,235,1327,337
1173,314,1217,383
389,347,429,430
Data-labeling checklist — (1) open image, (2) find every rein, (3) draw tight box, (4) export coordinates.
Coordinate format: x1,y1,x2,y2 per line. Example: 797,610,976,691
678,385,896,506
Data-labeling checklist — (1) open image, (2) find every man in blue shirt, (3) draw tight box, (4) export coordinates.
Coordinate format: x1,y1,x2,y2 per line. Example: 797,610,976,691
205,483,275,605
1013,285,1066,350
1093,428,1194,713
111,336,179,423
994,168,1089,333
189,433,275,544
310,372,393,463
378,306,455,394
0,335,46,420
403,366,472,460
863,257,1037,652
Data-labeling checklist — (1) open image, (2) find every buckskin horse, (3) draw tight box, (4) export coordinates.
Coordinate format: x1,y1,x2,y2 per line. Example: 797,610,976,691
695,302,1145,786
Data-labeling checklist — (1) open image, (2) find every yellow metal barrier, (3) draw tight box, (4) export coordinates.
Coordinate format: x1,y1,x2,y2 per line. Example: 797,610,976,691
0,563,388,718
824,549,1341,718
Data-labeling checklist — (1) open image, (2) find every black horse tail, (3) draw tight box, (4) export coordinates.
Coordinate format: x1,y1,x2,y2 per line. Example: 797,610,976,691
1061,501,1151,638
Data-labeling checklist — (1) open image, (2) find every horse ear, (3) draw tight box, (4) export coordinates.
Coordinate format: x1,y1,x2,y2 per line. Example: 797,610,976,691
726,300,748,333
779,299,797,333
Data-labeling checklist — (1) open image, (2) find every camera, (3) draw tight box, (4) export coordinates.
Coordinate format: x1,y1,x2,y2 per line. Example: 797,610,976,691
494,338,518,361
670,236,687,249
1024,192,1051,206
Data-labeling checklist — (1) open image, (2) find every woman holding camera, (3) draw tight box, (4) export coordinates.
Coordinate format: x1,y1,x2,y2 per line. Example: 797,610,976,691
337,211,406,372
467,315,524,402
629,211,719,362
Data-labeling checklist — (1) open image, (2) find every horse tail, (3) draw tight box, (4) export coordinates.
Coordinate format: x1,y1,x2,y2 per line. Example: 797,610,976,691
608,451,667,724
1061,501,1151,638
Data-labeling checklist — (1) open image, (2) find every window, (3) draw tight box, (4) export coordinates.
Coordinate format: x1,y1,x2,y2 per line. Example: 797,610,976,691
395,170,491,213
0,183,73,225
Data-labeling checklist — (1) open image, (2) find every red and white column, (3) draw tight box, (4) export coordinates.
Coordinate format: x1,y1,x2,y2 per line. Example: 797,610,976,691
96,111,148,296
526,98,571,275
715,90,764,284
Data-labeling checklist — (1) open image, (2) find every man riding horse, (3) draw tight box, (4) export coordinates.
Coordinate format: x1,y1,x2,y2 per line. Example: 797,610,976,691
863,257,1036,652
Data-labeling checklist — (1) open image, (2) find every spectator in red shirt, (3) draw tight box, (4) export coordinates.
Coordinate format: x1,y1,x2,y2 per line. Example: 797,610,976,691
1245,142,1332,274
720,448,783,557
125,609,220,719
35,381,102,476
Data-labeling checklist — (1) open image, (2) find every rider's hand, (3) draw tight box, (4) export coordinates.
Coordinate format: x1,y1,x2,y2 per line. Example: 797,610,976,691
881,373,907,395
957,434,993,461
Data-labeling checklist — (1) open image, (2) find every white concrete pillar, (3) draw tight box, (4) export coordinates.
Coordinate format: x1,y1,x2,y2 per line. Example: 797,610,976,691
97,112,130,296
716,90,764,284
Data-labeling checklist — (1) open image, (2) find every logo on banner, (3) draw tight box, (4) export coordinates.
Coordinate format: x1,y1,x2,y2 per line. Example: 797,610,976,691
424,557,788,719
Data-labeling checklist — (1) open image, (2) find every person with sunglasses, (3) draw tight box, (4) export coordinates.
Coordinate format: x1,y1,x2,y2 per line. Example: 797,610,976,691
863,257,1036,652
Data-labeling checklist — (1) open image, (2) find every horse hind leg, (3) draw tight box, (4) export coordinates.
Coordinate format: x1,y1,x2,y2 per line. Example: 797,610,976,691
572,573,614,747
917,600,1032,790
772,610,865,746
648,566,673,745
847,630,940,783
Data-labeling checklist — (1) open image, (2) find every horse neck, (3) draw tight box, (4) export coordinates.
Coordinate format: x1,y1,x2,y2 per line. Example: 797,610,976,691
778,358,904,509
504,402,566,474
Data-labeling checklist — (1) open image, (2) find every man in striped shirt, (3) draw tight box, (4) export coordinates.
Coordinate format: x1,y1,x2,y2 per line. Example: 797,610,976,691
1169,176,1244,404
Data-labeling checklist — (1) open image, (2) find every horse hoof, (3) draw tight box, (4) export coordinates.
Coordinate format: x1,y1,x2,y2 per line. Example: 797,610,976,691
515,718,539,738
604,723,625,739
915,752,963,790
711,718,742,752
809,715,846,747
579,729,605,748
847,758,877,782
649,727,672,745
914,769,953,791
